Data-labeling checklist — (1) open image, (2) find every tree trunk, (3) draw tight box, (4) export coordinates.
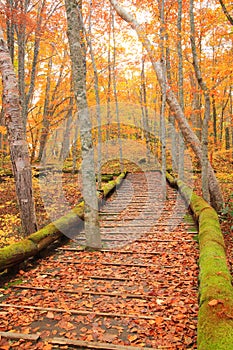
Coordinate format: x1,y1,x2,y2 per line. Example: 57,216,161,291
0,27,37,236
112,9,123,170
177,0,184,180
212,94,217,147
65,0,101,249
225,127,230,150
190,0,210,204
218,0,233,25
189,72,202,140
108,0,223,211
60,96,73,161
86,1,102,189
37,54,53,162
106,9,112,149
15,0,45,130
158,0,166,198
165,34,177,173
140,56,151,164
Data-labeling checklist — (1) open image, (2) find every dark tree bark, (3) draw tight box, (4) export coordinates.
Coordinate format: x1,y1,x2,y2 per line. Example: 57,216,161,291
218,0,233,26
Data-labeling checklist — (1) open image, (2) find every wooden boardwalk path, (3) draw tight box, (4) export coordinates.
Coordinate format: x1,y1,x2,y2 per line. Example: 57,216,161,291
0,172,198,349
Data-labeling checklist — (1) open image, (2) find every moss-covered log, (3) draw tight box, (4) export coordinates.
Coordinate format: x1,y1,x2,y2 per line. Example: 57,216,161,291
166,173,233,350
0,172,127,271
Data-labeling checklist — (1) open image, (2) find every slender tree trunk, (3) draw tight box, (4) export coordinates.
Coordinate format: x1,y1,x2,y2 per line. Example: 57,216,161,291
15,0,45,130
218,0,233,25
158,0,166,198
189,72,202,140
37,55,53,162
6,0,15,62
65,0,101,249
225,127,230,150
177,0,185,180
190,0,210,203
30,129,39,162
212,95,217,147
37,51,66,163
141,56,151,163
0,27,37,236
72,126,79,174
87,1,102,189
112,10,123,170
106,9,112,148
109,0,223,211
220,87,230,143
166,34,177,172
60,96,73,161
16,0,27,130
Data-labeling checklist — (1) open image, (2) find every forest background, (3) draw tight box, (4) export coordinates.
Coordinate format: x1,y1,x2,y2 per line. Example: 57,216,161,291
0,0,232,247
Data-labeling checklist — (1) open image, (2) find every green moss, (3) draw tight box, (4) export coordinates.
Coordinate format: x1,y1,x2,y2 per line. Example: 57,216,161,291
198,301,233,350
5,279,23,288
166,171,233,349
0,239,37,267
29,223,59,244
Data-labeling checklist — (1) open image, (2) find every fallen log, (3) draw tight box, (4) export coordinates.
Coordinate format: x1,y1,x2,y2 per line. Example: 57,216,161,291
0,172,127,271
166,172,233,350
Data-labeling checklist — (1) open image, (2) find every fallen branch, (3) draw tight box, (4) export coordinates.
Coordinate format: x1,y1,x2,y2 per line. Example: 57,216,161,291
166,172,233,350
0,172,127,271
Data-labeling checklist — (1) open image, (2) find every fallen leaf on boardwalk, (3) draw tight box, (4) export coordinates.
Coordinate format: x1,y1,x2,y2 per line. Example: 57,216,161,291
0,346,10,350
57,319,76,330
130,327,138,332
102,333,118,342
175,313,185,320
128,334,138,342
86,334,93,341
42,343,52,350
46,311,54,319
155,316,163,325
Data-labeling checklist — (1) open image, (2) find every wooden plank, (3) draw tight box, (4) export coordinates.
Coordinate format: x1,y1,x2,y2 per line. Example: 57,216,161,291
58,248,184,255
0,303,157,320
101,223,185,227
58,260,173,269
11,285,148,299
89,276,128,282
48,337,161,349
0,331,40,341
75,238,194,243
99,249,185,255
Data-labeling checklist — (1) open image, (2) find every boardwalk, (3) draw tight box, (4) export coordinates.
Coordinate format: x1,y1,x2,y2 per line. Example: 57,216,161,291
0,172,198,349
